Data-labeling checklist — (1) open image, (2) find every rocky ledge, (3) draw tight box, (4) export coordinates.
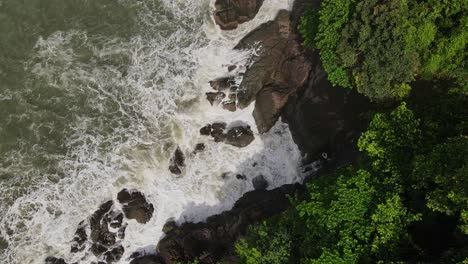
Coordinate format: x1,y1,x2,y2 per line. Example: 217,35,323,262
214,0,264,30
156,184,303,263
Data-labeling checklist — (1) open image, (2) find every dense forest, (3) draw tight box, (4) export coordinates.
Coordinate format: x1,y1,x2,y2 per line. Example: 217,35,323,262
236,0,467,263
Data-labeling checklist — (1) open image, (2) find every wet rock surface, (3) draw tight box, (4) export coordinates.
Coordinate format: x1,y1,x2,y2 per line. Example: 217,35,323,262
200,122,254,147
232,9,312,133
129,255,164,264
156,184,303,263
214,0,265,30
117,189,155,224
168,147,185,175
48,189,154,264
252,175,268,190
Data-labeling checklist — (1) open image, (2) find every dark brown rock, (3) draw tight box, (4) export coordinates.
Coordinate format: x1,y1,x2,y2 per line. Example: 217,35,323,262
252,175,268,190
104,245,124,263
163,219,177,234
222,101,237,112
156,184,303,263
234,9,312,133
200,124,212,136
169,147,185,176
213,0,265,30
193,143,206,154
70,221,87,253
209,77,235,91
206,92,226,105
225,125,254,147
45,257,67,264
117,189,154,224
227,65,237,72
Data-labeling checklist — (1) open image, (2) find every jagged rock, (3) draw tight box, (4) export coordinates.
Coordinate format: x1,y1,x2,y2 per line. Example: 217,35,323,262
211,122,227,143
91,243,108,256
157,184,303,263
225,125,254,147
107,211,124,229
117,189,154,224
200,122,254,148
209,77,235,91
70,221,87,253
130,255,164,264
213,0,265,30
169,147,185,176
104,245,124,263
206,92,226,105
45,257,67,264
222,101,236,112
252,175,268,190
117,224,127,240
234,9,312,133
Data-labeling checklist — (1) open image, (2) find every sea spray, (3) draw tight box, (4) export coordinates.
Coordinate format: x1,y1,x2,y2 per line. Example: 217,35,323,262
0,0,299,263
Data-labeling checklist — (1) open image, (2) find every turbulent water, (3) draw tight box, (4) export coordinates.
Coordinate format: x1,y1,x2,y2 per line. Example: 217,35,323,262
0,0,300,263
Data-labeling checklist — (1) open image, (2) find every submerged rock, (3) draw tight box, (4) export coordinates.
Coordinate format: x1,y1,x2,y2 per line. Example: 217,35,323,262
70,221,87,253
117,189,154,224
252,175,268,190
213,0,265,30
193,143,206,154
156,184,303,263
169,147,185,176
45,257,67,264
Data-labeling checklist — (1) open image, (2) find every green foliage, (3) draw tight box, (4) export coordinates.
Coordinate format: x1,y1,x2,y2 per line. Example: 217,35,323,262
302,0,468,100
312,0,355,88
237,87,468,263
412,136,468,234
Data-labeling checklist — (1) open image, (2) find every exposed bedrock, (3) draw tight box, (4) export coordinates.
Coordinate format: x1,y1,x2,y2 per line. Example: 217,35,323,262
46,189,154,264
199,122,255,148
214,0,265,30
234,9,312,133
156,184,304,264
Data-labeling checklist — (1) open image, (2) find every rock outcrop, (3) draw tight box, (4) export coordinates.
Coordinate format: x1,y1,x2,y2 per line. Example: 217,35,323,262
200,122,254,147
168,147,185,175
156,184,303,263
117,189,155,224
47,189,154,264
234,9,312,133
213,0,265,30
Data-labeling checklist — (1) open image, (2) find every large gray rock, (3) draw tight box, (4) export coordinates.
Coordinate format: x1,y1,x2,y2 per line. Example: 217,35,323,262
235,10,312,133
214,0,265,30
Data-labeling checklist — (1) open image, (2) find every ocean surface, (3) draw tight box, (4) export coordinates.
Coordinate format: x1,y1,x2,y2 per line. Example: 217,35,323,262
0,0,301,263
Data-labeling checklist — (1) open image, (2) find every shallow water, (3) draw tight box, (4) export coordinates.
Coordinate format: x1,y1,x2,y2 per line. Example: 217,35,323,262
0,0,300,263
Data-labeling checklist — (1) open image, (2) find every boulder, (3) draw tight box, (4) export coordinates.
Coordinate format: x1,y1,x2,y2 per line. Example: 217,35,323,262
163,219,178,234
234,9,312,133
225,125,254,147
222,101,237,112
209,77,235,91
157,184,303,263
169,147,185,176
213,0,265,30
200,124,212,136
200,122,255,148
252,175,268,190
117,189,154,224
103,245,125,263
193,143,206,154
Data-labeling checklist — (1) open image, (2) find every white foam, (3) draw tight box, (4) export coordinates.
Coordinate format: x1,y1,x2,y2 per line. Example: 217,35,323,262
0,1,302,263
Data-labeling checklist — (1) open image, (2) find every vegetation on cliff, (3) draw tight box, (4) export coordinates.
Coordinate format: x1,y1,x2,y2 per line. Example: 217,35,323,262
233,1,467,263
299,0,467,101
236,85,467,263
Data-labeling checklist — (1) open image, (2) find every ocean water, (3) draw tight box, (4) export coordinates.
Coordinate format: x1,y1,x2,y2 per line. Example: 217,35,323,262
0,0,301,263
